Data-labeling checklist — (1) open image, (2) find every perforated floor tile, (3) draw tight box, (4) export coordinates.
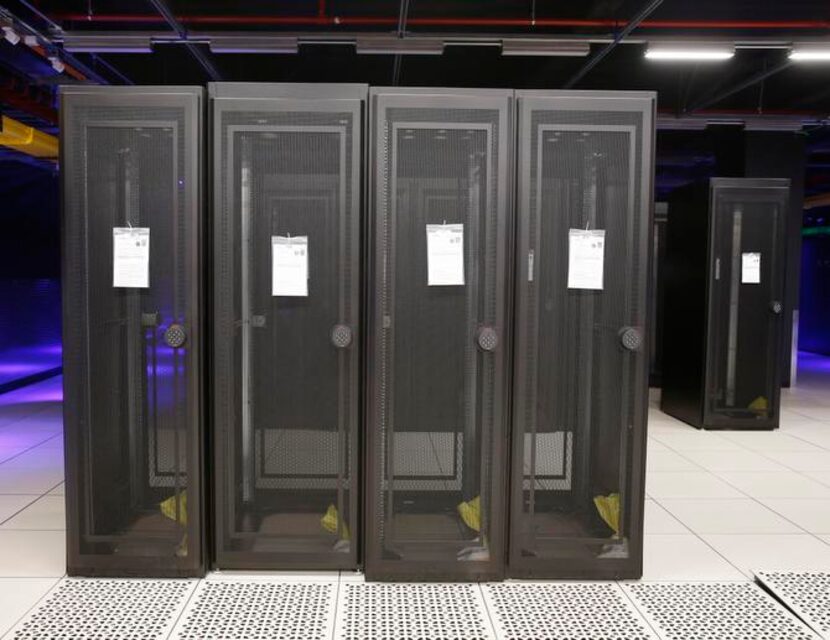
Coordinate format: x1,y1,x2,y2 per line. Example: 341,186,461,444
334,582,494,640
171,579,336,640
10,578,197,640
756,571,830,638
483,582,656,640
622,581,820,640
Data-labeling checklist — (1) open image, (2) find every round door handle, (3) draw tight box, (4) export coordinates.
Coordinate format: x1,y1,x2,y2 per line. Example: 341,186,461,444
331,324,353,349
770,301,783,314
619,326,643,352
164,324,187,348
476,326,499,352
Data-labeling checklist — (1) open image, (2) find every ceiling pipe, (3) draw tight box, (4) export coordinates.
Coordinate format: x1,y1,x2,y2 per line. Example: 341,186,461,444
563,0,663,88
145,0,222,80
51,14,830,30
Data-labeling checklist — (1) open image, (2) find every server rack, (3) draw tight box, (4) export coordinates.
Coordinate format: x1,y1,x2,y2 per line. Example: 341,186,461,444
508,91,654,579
662,178,789,430
61,86,205,577
365,88,514,581
211,83,365,569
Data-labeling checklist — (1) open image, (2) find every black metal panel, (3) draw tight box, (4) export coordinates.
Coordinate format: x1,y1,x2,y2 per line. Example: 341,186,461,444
61,86,204,577
662,178,789,431
365,87,514,581
509,91,654,580
704,178,789,428
210,83,366,570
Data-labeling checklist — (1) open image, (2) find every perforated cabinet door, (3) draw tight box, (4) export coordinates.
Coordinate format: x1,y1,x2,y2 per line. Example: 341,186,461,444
60,87,204,577
365,88,514,581
509,92,654,579
211,84,365,570
704,179,789,429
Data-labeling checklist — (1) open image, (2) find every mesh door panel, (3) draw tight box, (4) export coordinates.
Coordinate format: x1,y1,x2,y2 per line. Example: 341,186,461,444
514,108,648,565
706,188,784,422
214,106,359,565
63,102,195,564
371,102,509,573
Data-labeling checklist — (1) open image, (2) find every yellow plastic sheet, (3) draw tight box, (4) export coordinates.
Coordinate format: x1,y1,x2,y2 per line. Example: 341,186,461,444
593,493,620,536
749,396,768,412
159,491,187,526
457,495,481,532
321,504,351,540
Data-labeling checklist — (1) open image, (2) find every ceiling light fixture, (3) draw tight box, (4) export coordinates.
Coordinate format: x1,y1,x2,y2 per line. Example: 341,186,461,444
645,43,735,61
789,45,830,61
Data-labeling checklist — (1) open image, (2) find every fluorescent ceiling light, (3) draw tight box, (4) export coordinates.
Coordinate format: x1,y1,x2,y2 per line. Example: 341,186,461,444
356,37,444,55
501,39,590,57
645,44,735,61
789,46,830,61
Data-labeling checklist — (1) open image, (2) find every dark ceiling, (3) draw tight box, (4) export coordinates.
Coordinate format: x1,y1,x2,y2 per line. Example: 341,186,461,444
2,0,830,198
2,0,829,113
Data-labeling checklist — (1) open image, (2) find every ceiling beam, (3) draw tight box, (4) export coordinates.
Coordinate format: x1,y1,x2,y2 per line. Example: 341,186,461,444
145,0,222,81
562,0,664,89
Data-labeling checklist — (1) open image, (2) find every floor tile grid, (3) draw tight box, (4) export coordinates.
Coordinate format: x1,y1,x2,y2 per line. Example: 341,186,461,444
645,417,830,577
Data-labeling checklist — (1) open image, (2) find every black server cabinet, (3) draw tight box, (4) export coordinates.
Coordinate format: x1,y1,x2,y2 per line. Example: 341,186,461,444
211,83,365,570
509,91,654,580
61,86,205,577
662,178,789,430
365,88,514,581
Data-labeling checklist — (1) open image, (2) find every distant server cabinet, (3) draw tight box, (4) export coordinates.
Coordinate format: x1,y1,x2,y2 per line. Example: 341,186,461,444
662,178,789,430
508,91,654,579
61,86,205,576
365,88,513,581
211,84,365,569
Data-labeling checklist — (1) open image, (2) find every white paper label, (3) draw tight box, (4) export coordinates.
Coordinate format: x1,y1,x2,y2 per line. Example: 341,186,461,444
528,250,535,282
567,229,605,290
426,223,465,286
113,227,150,288
272,235,308,297
742,252,761,284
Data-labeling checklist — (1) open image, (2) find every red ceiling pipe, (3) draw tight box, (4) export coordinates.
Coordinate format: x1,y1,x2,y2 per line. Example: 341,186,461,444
53,13,830,29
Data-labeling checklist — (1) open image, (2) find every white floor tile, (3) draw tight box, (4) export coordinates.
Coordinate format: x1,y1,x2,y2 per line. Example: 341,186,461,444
760,499,830,534
646,449,700,472
701,533,830,576
678,449,787,472
1,447,65,470
762,450,830,471
47,483,64,496
0,495,38,525
716,471,830,499
806,470,830,487
649,431,744,452
641,534,745,580
0,465,63,495
1,495,65,530
643,499,689,534
646,471,746,499
719,431,824,453
0,530,65,577
0,577,59,638
658,499,802,534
